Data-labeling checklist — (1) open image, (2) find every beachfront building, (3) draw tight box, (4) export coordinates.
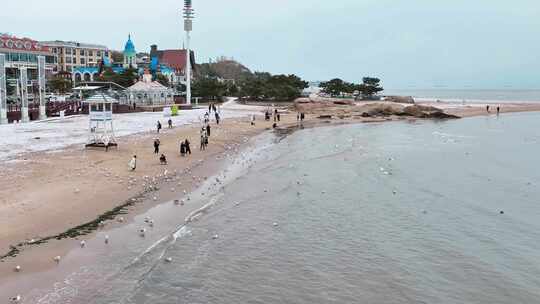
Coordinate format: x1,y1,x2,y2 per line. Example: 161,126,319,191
123,35,137,69
149,44,195,86
0,34,56,123
0,34,57,75
126,69,173,106
40,40,111,73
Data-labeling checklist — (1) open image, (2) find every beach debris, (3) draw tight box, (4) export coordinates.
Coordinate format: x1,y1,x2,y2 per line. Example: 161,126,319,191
14,265,21,272
117,217,125,223
105,235,109,244
139,228,146,237
212,234,219,240
10,295,21,303
54,255,61,263
80,240,86,248
165,257,173,263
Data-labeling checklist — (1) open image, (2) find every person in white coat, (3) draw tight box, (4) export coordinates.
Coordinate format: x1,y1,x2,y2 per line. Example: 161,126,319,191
129,155,137,171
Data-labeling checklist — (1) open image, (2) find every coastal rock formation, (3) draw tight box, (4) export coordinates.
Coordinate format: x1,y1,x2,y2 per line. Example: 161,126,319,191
293,99,460,120
384,96,415,104
402,105,460,119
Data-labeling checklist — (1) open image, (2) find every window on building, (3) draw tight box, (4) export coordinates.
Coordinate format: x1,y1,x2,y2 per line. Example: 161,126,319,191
89,50,94,57
66,57,72,64
97,51,102,57
80,58,85,64
104,51,109,57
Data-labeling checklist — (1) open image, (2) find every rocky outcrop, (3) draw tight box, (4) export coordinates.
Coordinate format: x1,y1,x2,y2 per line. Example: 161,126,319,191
384,96,415,104
402,105,459,119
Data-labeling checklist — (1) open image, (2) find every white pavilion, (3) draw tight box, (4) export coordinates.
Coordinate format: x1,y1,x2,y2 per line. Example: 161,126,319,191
127,69,173,106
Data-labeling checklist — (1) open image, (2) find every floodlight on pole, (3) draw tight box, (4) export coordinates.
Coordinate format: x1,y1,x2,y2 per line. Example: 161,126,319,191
183,0,194,106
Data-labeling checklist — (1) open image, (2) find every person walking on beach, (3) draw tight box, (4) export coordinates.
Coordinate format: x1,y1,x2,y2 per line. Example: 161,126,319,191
497,106,500,115
208,103,212,113
168,118,173,129
206,124,211,137
300,112,305,122
204,112,210,124
184,139,191,155
212,104,217,113
277,113,281,122
486,105,490,113
215,112,220,125
251,114,256,126
156,121,162,133
180,141,186,157
153,138,160,154
129,155,137,171
297,112,300,121
200,128,208,151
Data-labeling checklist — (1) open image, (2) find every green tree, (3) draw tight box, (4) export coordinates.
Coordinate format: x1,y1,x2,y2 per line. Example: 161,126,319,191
192,77,227,100
95,67,138,88
48,76,72,94
357,77,384,98
155,74,170,87
320,78,354,97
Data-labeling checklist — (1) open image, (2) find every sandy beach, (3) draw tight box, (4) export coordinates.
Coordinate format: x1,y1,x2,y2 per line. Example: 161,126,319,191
1,99,540,300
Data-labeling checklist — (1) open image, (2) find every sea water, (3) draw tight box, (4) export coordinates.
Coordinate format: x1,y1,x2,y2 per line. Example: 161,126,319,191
30,112,540,303
384,89,540,103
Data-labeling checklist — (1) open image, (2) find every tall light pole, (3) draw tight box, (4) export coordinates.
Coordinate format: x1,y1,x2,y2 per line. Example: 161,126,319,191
183,0,194,106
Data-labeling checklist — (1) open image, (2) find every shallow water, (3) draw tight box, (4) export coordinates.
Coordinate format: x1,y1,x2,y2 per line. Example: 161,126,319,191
24,112,540,303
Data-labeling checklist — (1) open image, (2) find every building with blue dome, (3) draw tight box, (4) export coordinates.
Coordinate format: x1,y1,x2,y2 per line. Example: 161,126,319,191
123,34,137,69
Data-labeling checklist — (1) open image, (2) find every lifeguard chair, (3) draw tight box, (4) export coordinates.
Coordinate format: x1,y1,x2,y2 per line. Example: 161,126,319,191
84,93,118,150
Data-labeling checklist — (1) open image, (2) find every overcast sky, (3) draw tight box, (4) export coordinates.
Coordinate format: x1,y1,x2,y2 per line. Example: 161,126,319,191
2,0,539,89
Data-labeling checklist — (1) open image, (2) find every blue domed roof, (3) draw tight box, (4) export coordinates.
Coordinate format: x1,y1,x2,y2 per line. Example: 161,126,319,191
124,34,136,56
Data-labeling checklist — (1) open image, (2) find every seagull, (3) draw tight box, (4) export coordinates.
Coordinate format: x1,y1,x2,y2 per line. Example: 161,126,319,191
14,265,21,272
54,256,61,263
105,235,109,244
212,234,219,240
10,295,21,303
139,228,146,237
80,240,86,248
273,222,279,227
165,257,173,263
118,217,125,223
174,199,180,205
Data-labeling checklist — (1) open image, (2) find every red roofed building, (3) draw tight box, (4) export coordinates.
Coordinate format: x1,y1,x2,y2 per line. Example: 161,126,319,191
0,34,58,74
150,45,195,85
